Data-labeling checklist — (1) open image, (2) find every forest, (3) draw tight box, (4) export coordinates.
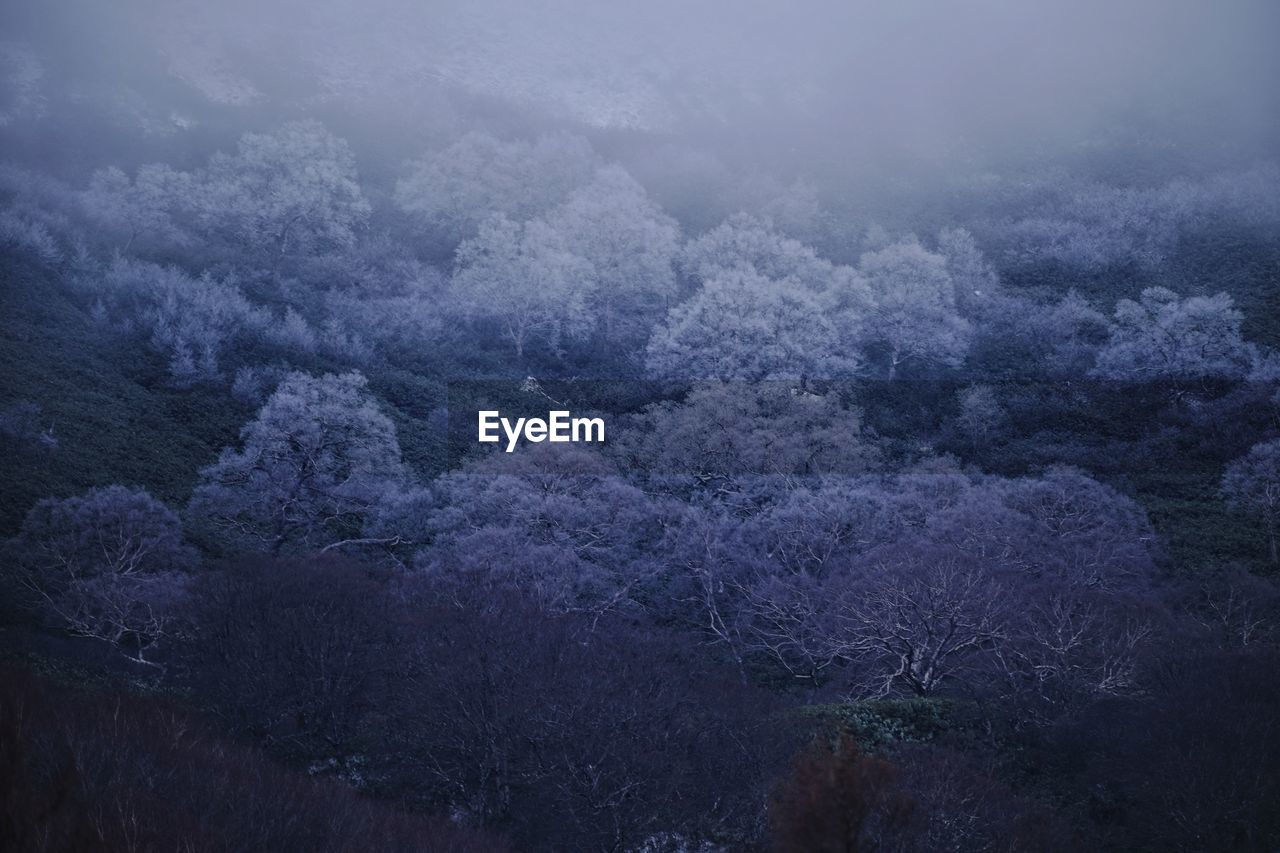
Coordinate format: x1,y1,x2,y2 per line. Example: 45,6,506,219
1,1,1279,850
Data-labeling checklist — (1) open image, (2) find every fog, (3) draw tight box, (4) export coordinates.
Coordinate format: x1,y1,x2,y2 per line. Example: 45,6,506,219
4,0,1278,179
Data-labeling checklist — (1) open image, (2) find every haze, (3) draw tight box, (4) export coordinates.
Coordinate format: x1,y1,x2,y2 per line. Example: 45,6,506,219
4,0,1277,179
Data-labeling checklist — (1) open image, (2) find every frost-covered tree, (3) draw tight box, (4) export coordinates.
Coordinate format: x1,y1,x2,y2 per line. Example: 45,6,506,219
956,384,1005,447
721,468,1161,696
859,240,971,379
7,486,194,663
968,289,1112,378
81,122,369,267
1222,439,1280,564
95,258,269,386
196,120,370,263
188,372,408,554
545,166,681,346
646,268,857,380
395,131,599,248
994,466,1157,590
0,208,63,265
615,383,879,481
937,227,1000,317
1041,291,1112,376
743,480,905,576
680,213,841,293
82,163,194,253
1093,287,1254,379
418,446,669,616
451,214,595,359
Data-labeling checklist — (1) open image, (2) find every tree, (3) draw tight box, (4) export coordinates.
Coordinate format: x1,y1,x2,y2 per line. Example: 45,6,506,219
744,479,903,576
963,290,1110,378
1041,290,1111,376
650,215,872,380
646,268,858,380
395,131,599,250
1093,287,1254,379
545,166,681,348
1077,650,1280,852
385,584,788,851
1222,439,1280,564
955,384,1005,448
6,486,194,663
1030,594,1153,705
97,257,270,385
418,446,669,618
859,240,971,379
188,372,408,554
197,120,370,264
615,384,880,483
752,178,824,241
937,226,1000,317
832,546,1011,698
1182,566,1280,650
188,555,397,763
82,163,194,252
83,122,369,268
993,466,1157,591
451,214,595,359
680,213,843,293
891,746,1077,852
724,469,1160,696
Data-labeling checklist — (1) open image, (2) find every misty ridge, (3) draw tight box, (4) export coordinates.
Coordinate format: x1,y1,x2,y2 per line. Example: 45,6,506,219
1,1,1280,851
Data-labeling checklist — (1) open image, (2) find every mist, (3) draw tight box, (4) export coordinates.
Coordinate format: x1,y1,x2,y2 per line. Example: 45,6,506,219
5,0,1278,175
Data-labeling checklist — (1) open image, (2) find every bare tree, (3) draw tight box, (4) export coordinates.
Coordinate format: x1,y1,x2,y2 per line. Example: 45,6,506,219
1222,438,1280,564
7,485,194,664
834,549,1010,699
